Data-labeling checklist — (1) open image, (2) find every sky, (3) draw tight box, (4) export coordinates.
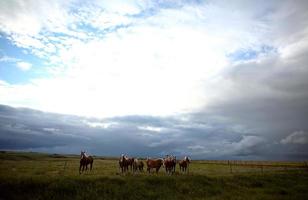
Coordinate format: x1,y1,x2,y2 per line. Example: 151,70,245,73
0,0,308,160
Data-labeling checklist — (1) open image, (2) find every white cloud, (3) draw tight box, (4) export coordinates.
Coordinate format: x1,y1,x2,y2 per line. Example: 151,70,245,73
281,131,308,144
138,126,163,132
16,62,32,71
95,0,144,15
0,0,68,36
1,0,308,120
84,121,118,129
0,55,19,63
0,80,9,86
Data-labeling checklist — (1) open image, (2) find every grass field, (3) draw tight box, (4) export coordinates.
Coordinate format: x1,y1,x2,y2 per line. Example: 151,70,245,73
0,151,308,199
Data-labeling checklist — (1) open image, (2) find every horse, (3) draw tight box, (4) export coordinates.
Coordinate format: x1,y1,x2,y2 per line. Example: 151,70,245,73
146,158,163,174
119,154,135,173
171,156,176,173
179,156,191,173
79,151,93,174
119,154,128,173
163,155,176,175
133,158,144,173
126,157,135,171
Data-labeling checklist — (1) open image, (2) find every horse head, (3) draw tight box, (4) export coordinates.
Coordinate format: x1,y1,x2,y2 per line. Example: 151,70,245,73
80,151,85,159
120,154,125,162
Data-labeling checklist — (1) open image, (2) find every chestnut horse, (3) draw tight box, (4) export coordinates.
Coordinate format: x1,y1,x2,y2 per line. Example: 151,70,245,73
79,151,93,174
163,155,176,175
179,156,191,173
146,158,163,173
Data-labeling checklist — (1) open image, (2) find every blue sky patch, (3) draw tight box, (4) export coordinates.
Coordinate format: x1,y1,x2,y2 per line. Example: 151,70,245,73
0,36,48,84
227,45,276,62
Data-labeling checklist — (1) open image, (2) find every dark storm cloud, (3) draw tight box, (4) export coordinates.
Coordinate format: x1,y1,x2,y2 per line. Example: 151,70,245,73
204,47,308,136
1,104,306,160
0,105,245,157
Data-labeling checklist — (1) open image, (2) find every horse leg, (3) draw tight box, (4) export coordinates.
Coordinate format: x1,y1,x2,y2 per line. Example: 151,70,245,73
90,161,93,171
79,163,82,174
156,166,160,174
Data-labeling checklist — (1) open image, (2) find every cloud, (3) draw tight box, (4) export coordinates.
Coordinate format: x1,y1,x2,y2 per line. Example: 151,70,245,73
16,61,32,71
138,126,164,132
1,1,308,160
281,131,308,145
0,0,72,36
1,104,308,160
0,55,19,63
231,135,265,155
0,1,290,116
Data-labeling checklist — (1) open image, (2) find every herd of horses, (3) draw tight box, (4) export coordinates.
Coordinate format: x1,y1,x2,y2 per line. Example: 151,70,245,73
79,151,191,175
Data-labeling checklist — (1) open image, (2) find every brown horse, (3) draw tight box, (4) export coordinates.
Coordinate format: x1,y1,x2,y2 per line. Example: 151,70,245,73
133,158,144,173
179,156,191,173
119,154,135,173
79,151,93,174
146,158,163,173
126,157,135,171
163,155,176,175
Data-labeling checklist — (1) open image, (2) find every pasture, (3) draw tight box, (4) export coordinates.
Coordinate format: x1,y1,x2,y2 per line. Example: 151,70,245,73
0,151,308,200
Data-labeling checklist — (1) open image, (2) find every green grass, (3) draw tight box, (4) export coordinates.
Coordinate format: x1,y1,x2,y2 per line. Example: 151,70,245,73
0,151,308,199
